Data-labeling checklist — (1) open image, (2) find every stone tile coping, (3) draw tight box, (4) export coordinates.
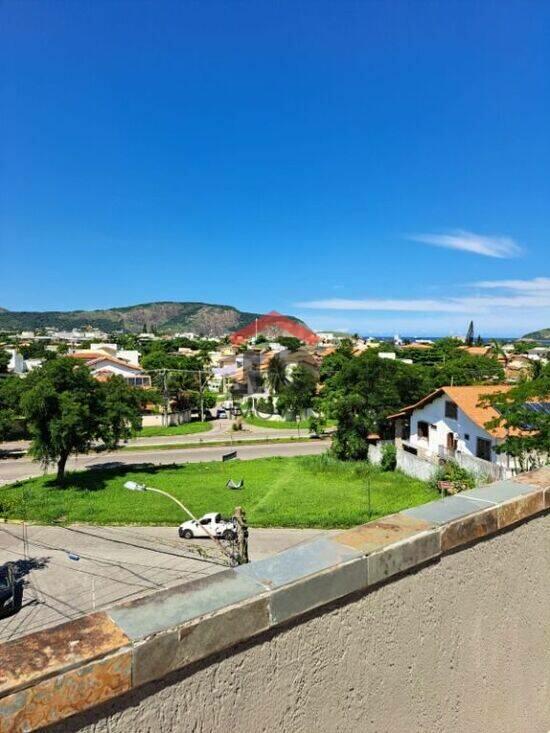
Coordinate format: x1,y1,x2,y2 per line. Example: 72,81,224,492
109,569,266,641
0,467,548,732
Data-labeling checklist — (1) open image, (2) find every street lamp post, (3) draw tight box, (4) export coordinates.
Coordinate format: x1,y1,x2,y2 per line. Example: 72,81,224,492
123,481,232,559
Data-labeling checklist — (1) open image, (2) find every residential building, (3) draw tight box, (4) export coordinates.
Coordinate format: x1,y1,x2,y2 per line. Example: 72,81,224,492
389,385,514,467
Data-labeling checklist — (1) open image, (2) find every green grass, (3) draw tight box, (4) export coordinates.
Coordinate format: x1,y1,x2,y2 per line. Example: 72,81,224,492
244,415,313,430
137,422,212,438
0,455,437,528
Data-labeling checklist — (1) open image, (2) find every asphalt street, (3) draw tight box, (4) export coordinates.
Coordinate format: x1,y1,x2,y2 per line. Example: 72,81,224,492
0,524,336,642
0,440,329,485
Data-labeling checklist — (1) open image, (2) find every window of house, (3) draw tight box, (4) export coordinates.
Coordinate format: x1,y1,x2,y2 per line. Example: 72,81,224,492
417,421,429,440
464,433,470,441
476,438,492,462
445,401,458,420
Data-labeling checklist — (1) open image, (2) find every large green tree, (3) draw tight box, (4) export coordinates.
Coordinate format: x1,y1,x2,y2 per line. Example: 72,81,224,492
483,365,550,471
276,365,317,420
319,347,430,459
0,350,10,374
20,358,143,482
0,376,25,441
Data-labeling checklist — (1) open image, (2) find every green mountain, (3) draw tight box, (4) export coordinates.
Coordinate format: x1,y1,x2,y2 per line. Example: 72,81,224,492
522,328,550,340
0,302,263,338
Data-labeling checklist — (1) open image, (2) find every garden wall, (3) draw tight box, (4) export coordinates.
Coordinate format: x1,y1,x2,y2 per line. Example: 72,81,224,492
395,446,436,480
1,469,549,733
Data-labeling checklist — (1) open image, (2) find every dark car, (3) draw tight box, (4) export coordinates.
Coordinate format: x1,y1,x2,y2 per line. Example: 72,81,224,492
0,563,23,619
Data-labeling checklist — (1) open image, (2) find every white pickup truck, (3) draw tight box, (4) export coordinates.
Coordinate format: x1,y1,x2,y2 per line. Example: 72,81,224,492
178,512,236,540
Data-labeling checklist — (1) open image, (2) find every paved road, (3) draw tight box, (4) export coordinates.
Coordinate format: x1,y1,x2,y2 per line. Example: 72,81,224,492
0,418,319,452
0,525,336,642
0,440,329,485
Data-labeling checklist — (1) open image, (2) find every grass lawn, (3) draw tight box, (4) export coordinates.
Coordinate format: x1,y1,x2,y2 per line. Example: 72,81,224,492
137,422,213,438
244,415,316,430
0,455,438,528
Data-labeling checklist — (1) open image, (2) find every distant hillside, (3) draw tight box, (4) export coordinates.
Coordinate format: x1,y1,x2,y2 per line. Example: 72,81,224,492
522,328,550,340
0,302,265,338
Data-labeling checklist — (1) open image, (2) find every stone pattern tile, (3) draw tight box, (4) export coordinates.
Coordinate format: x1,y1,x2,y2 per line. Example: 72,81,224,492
497,491,545,529
269,556,368,624
236,538,362,589
109,569,266,641
0,612,129,698
403,495,492,526
334,513,433,554
0,650,131,733
133,596,270,687
440,506,499,552
367,531,441,586
513,467,550,490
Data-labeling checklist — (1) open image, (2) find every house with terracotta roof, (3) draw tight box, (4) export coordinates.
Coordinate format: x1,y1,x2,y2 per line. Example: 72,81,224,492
230,311,319,346
388,385,512,466
68,352,151,388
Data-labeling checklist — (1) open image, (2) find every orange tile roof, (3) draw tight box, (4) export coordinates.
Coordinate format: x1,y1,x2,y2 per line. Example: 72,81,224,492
459,345,493,357
388,384,512,438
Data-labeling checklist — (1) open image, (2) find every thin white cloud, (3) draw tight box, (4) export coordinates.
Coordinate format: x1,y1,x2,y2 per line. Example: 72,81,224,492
473,277,550,291
298,298,467,312
408,230,523,258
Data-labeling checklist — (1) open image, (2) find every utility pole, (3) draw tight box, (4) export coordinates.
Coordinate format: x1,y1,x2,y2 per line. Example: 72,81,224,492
198,369,205,423
233,506,249,564
162,369,169,427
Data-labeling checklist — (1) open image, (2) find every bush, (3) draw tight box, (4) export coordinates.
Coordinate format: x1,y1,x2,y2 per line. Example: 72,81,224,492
380,443,397,472
429,461,476,492
308,414,327,436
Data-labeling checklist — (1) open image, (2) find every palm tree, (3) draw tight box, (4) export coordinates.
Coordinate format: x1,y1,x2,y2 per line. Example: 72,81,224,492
491,340,509,367
266,354,288,395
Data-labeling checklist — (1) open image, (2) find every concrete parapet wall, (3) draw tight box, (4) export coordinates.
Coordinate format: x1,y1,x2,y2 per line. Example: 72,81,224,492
1,468,549,733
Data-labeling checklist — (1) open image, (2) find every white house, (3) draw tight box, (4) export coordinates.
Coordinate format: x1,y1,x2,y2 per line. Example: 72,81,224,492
389,385,513,467
5,349,26,375
68,352,151,388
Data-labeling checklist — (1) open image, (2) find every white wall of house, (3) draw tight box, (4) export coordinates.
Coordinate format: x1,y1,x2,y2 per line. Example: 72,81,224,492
407,393,505,466
6,349,25,374
89,359,141,377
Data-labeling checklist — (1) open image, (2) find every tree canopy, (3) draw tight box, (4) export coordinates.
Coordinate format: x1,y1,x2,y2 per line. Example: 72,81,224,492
483,364,550,471
19,358,144,482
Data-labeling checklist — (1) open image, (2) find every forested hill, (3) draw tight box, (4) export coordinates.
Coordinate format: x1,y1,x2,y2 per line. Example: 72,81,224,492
0,302,262,337
522,328,550,340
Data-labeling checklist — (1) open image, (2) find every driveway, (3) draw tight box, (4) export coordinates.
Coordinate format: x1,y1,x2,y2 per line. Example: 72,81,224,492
0,524,336,642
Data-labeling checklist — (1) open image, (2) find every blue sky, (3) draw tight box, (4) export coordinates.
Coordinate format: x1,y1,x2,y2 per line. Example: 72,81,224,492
1,0,549,336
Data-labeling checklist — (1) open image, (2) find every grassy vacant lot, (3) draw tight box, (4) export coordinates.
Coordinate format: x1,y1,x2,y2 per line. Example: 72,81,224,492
137,422,212,438
0,455,437,528
244,415,312,430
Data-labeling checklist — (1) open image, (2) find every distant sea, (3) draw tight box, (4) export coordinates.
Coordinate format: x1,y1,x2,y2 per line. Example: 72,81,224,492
365,336,550,345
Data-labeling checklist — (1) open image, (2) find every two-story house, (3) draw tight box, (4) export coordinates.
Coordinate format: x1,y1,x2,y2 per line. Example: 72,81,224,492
389,385,512,466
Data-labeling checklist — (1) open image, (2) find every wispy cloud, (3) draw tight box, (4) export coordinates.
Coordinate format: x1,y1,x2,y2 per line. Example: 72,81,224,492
408,230,523,258
296,277,550,317
473,277,550,291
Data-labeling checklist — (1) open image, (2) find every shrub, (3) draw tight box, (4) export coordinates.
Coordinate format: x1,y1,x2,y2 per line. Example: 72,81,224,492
308,414,327,436
380,443,397,472
429,461,476,492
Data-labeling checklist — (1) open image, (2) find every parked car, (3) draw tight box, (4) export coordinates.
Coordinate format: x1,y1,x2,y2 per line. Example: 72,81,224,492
0,563,23,619
178,512,236,540
216,408,228,419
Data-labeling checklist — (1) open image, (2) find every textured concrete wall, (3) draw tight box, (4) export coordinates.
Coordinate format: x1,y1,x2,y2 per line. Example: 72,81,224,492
51,513,550,733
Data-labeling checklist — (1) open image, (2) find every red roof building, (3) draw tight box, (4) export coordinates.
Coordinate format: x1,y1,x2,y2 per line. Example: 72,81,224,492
230,311,319,346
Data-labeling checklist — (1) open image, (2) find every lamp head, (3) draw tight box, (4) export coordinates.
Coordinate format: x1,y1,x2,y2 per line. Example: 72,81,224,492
124,481,146,492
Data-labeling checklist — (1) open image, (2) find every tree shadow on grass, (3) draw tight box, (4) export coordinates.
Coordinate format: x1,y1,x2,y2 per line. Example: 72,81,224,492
41,462,189,493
